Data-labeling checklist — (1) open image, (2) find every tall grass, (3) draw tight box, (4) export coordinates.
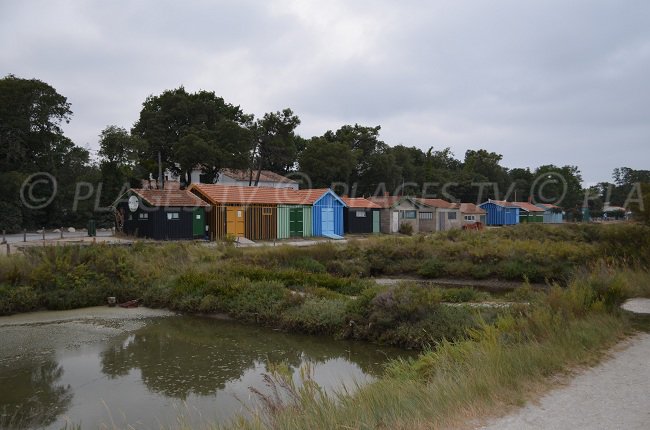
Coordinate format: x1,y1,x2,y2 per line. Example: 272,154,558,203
227,269,647,430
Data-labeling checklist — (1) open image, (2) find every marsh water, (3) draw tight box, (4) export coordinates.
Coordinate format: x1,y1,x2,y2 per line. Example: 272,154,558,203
0,308,408,429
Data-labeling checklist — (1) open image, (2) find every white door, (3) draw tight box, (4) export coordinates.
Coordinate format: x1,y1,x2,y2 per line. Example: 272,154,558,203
392,211,399,232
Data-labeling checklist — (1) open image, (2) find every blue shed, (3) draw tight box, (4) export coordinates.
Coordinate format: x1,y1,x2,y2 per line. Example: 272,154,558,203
535,203,564,223
301,189,347,239
479,200,520,226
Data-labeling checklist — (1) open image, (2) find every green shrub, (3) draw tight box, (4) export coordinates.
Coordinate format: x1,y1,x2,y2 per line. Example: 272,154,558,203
283,298,348,334
290,257,326,273
398,222,414,236
440,288,486,303
198,294,221,313
417,259,445,278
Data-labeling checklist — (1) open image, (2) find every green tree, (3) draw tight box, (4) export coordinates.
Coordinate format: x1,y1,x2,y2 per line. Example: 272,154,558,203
251,108,301,183
298,138,355,188
98,126,143,206
630,183,650,225
131,87,252,185
532,165,583,212
0,74,96,230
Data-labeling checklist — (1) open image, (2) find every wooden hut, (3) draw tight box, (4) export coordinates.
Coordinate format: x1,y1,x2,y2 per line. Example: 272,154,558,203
368,196,424,234
452,203,487,226
113,189,209,240
189,184,291,240
479,200,520,226
512,202,545,223
342,197,381,234
302,189,347,239
536,203,564,223
189,185,346,241
416,199,462,232
277,204,313,239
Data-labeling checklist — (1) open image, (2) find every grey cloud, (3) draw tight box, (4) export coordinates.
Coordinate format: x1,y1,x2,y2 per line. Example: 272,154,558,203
1,0,649,183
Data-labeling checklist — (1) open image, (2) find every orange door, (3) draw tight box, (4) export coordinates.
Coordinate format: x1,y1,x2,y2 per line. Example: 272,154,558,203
226,206,245,237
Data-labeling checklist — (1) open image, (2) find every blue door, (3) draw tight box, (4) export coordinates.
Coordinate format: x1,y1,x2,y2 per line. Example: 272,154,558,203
322,207,334,235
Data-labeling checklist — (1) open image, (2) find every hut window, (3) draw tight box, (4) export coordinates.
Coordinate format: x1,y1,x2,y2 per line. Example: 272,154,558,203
402,210,416,219
262,208,273,216
196,214,201,220
167,212,180,220
447,212,457,220
139,213,149,220
464,215,476,221
355,211,367,217
419,212,433,220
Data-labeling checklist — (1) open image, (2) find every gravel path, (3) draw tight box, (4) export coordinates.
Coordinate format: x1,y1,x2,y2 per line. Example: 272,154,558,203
478,298,650,430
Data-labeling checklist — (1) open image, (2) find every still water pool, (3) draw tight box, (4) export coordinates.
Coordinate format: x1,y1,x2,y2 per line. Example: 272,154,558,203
0,308,409,429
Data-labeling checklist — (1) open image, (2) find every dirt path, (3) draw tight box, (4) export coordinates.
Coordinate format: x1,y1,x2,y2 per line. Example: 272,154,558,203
477,299,650,430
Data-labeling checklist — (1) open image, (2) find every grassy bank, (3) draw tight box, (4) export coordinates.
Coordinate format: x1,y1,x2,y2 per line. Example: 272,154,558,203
2,224,649,429
1,223,649,349
228,268,650,430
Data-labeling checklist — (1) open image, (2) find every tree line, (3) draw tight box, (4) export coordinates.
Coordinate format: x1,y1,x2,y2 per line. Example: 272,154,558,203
1,74,648,231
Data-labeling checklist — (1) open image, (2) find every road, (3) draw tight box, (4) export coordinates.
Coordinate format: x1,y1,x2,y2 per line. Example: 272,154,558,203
1,230,114,244
478,298,650,430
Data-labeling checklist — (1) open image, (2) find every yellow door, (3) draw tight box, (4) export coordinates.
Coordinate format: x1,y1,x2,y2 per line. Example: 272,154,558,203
226,206,245,237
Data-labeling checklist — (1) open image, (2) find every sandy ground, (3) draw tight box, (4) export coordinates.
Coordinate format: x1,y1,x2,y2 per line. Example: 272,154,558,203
477,298,650,430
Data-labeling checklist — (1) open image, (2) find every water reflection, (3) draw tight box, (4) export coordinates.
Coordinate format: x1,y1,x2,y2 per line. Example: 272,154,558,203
1,315,408,429
0,357,72,429
100,316,393,399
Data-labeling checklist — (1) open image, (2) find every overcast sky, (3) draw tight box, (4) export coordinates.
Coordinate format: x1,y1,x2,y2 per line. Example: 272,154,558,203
2,0,649,184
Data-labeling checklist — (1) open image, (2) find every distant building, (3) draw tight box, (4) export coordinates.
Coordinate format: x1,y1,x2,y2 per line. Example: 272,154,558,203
341,197,381,234
113,189,209,240
535,203,565,223
479,200,520,226
142,168,300,190
216,169,299,189
511,202,545,223
451,203,487,226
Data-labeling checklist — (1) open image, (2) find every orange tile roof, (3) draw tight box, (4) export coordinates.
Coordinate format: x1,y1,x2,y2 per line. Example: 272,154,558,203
417,198,456,209
511,202,545,213
131,189,209,207
341,197,381,209
451,203,486,215
189,184,333,205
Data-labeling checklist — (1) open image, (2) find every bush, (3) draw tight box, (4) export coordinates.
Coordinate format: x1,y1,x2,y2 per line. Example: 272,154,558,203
290,257,326,273
417,259,445,278
283,298,348,334
398,222,413,236
440,288,486,303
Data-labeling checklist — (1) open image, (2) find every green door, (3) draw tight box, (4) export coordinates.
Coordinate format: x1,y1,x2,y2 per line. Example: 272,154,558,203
289,207,303,237
193,208,205,238
372,210,380,233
